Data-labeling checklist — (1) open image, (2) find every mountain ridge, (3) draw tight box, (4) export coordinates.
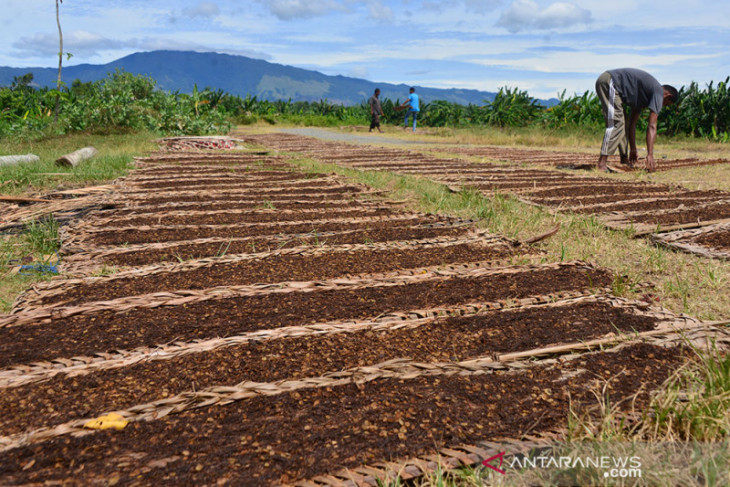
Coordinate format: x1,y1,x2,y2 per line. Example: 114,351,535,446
0,50,545,106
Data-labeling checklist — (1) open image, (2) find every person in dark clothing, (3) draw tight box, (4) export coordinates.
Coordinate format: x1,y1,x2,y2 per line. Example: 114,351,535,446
368,88,384,133
596,68,678,172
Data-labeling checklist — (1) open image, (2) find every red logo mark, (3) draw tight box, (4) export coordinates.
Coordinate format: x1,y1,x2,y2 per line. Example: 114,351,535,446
482,451,507,474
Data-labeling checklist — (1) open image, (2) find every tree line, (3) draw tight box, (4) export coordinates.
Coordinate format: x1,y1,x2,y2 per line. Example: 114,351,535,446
1,70,728,142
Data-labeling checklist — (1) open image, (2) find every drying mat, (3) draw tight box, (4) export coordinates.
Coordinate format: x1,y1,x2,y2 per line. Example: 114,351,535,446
57,219,478,275
242,131,730,239
112,184,376,202
92,197,383,217
58,213,429,252
115,172,316,185
305,328,730,486
131,160,290,172
115,180,359,197
133,153,283,163
116,187,386,205
117,172,340,186
155,136,241,151
70,204,404,230
423,145,730,172
0,193,112,231
0,260,603,328
2,318,725,454
598,199,730,235
534,194,719,213
18,230,511,307
650,222,730,259
0,294,705,390
116,170,296,182
133,157,289,168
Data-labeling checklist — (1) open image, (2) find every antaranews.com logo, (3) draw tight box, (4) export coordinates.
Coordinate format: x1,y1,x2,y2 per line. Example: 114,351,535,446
482,450,642,479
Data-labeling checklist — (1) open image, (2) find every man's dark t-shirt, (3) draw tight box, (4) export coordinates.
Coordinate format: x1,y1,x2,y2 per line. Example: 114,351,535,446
369,95,382,115
608,68,664,114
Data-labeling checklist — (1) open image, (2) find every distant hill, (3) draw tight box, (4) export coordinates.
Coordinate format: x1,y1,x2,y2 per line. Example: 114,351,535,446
0,51,515,106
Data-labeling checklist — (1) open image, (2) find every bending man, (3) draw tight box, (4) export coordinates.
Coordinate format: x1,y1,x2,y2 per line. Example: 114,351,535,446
596,68,678,172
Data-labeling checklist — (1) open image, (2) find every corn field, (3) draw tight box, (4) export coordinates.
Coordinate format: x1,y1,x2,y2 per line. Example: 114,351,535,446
1,70,728,142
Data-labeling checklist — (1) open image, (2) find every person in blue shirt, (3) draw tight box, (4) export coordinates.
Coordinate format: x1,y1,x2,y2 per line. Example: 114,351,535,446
400,87,420,132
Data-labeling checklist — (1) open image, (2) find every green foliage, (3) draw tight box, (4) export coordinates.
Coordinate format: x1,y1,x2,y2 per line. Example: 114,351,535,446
2,71,729,141
22,216,60,256
540,90,603,129
0,69,230,138
651,347,730,441
661,77,730,141
483,87,541,127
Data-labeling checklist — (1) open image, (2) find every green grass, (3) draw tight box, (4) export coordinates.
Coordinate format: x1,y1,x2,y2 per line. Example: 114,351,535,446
0,131,157,311
0,131,157,194
0,216,61,311
649,346,730,442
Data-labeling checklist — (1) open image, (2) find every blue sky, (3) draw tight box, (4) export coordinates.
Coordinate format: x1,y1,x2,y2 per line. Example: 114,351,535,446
1,0,728,99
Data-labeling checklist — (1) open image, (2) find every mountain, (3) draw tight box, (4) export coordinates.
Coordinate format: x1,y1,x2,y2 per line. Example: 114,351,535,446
0,50,506,106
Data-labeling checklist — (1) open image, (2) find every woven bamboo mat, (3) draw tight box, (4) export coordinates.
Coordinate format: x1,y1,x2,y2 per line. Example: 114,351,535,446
58,213,430,253
2,316,725,454
133,153,283,163
116,180,359,197
650,222,730,259
118,169,326,181
0,260,602,328
71,205,404,229
93,196,373,214
57,218,477,275
0,294,703,390
296,327,730,486
19,230,511,307
599,199,730,235
0,194,112,231
538,195,719,213
243,132,730,240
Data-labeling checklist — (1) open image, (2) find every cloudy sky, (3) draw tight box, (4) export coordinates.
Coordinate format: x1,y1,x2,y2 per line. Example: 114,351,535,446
1,0,728,98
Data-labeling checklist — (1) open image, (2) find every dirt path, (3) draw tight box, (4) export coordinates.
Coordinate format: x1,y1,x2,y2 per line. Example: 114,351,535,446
277,127,439,146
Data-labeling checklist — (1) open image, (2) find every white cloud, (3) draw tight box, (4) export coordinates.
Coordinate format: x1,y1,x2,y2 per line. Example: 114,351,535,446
258,0,346,20
468,50,719,74
365,1,394,21
348,66,370,79
10,29,272,62
463,0,504,14
496,0,592,32
12,31,132,57
183,2,221,18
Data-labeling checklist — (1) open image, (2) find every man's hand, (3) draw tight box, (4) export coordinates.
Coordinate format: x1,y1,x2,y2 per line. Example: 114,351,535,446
646,154,656,172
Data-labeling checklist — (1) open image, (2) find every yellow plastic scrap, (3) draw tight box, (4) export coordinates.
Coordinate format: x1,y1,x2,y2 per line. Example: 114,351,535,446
83,413,129,430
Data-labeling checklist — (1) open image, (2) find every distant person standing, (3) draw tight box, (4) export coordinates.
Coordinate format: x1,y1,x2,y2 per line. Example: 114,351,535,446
596,68,678,172
400,87,420,132
368,88,384,133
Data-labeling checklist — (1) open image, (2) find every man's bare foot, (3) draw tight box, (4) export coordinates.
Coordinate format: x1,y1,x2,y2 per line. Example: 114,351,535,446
597,163,609,172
